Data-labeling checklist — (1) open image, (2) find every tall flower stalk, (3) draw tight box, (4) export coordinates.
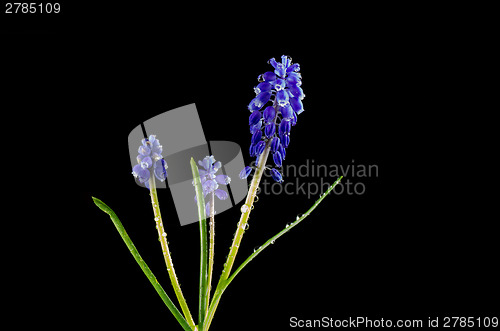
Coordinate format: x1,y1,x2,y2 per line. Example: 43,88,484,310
204,55,306,330
192,156,230,326
134,135,196,329
204,143,271,330
149,171,195,329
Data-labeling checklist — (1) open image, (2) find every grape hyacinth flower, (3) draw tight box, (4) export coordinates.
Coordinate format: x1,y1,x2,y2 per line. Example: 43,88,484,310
196,156,231,216
245,55,305,182
132,134,168,188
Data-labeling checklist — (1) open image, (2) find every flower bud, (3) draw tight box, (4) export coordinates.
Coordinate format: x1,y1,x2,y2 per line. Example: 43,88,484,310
273,151,283,167
271,168,283,183
239,166,252,179
290,97,304,114
280,105,293,120
249,110,262,126
279,120,291,136
270,137,280,152
276,90,289,107
251,130,262,145
264,123,276,138
263,106,276,123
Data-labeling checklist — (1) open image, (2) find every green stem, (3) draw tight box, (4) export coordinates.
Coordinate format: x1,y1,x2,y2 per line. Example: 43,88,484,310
222,142,270,280
204,176,343,330
204,142,271,331
149,176,196,329
205,191,215,320
190,158,208,329
92,197,192,331
226,176,343,286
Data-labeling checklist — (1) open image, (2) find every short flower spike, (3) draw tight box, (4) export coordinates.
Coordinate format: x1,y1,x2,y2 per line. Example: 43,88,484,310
132,134,168,188
195,155,231,215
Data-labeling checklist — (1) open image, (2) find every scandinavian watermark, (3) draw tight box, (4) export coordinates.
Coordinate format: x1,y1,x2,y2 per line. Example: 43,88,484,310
258,159,379,199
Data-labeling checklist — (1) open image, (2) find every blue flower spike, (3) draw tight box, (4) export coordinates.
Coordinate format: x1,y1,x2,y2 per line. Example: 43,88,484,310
195,155,231,215
241,55,305,183
132,134,168,188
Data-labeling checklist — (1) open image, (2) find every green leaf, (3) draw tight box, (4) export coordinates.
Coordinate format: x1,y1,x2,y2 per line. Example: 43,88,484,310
227,176,343,286
204,176,343,330
92,197,192,331
190,158,208,327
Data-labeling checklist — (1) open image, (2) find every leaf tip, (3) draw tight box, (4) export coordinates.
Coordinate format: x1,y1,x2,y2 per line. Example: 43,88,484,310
92,196,109,214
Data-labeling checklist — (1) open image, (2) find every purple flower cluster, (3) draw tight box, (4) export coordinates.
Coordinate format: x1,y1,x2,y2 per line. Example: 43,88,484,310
132,135,168,189
240,55,305,183
196,156,231,216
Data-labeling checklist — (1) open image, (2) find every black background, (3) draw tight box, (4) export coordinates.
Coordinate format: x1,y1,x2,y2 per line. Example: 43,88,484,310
2,3,497,330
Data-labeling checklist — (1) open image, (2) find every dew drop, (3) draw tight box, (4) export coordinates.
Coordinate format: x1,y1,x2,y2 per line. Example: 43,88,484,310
271,240,275,244
240,204,249,213
257,74,264,82
162,232,167,237
244,223,250,230
296,214,303,220
253,246,259,252
285,223,291,228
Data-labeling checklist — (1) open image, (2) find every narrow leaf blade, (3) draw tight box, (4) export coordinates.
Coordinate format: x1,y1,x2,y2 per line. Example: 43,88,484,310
92,196,192,331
